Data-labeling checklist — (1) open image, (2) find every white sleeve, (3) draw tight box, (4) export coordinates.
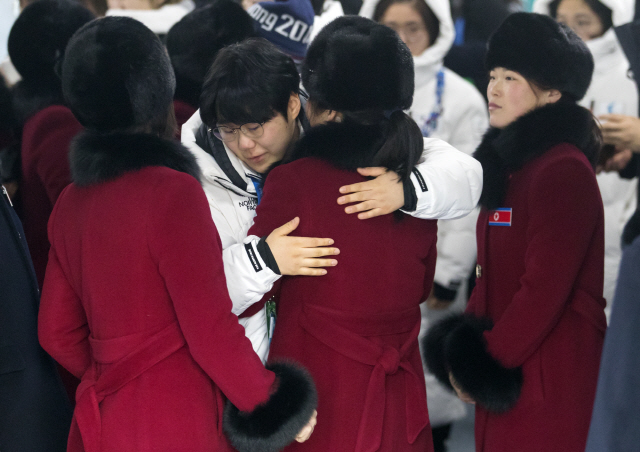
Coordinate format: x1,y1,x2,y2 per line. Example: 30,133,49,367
431,97,487,288
433,208,479,290
222,235,281,316
403,137,483,220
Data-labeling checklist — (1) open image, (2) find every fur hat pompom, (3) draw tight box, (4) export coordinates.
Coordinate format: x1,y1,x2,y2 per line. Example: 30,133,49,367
302,16,414,112
486,12,594,101
61,17,176,132
8,0,95,85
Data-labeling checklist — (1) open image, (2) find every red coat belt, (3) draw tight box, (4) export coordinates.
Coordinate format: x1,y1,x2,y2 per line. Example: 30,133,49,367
74,322,186,452
299,304,428,452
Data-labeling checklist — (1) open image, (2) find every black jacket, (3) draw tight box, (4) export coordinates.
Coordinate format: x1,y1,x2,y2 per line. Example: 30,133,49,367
0,186,72,451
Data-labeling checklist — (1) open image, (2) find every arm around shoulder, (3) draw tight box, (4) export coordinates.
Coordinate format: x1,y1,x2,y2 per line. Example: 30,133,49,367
405,138,483,220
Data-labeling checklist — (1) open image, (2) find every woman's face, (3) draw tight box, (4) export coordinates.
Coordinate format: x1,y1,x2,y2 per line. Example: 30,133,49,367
222,94,300,173
380,2,431,56
487,68,559,129
556,0,605,41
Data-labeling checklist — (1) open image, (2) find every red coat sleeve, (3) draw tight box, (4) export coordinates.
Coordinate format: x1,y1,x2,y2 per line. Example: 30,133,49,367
39,201,91,379
34,108,81,204
147,173,276,412
483,156,602,368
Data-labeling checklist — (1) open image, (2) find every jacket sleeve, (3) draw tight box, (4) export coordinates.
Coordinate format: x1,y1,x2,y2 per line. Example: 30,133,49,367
34,108,81,205
148,174,315,451
431,100,486,297
222,236,280,316
403,137,483,220
483,156,602,368
38,201,91,379
433,209,479,299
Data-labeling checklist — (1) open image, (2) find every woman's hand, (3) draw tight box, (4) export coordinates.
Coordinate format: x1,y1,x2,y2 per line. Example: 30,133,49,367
295,410,317,443
337,167,404,219
597,148,633,173
449,372,476,405
599,114,640,152
266,218,339,276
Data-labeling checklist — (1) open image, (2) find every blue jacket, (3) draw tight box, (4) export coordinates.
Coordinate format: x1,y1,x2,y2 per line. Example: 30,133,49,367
0,186,71,451
585,235,640,452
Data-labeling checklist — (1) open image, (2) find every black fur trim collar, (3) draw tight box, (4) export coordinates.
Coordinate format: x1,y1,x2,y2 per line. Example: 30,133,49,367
70,131,201,186
473,102,600,210
291,120,385,171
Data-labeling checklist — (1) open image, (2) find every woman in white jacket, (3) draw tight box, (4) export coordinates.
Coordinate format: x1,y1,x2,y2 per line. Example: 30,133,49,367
360,0,489,449
534,0,637,319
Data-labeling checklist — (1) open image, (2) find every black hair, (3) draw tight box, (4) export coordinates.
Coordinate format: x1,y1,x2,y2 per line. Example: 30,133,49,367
200,38,300,127
549,0,613,34
306,104,424,185
373,0,440,48
166,0,255,108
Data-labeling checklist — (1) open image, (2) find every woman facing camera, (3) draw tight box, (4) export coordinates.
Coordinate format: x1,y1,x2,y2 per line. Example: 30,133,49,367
426,13,606,452
38,17,316,452
248,16,439,452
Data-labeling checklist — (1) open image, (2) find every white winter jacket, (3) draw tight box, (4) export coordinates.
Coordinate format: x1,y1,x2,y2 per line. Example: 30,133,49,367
182,109,482,362
534,0,638,318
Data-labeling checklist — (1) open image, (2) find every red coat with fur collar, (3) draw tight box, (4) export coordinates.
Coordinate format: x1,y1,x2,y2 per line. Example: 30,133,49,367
249,120,439,452
425,103,606,452
38,131,316,452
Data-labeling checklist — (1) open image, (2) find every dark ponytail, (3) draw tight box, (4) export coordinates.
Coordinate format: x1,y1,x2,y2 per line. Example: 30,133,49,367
371,111,424,182
328,107,423,183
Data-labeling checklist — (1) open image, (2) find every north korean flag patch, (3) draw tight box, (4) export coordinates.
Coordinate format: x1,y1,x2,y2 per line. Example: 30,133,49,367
488,208,512,226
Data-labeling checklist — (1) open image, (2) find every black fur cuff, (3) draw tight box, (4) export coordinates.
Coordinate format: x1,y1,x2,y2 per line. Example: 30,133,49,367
424,314,523,413
224,362,318,452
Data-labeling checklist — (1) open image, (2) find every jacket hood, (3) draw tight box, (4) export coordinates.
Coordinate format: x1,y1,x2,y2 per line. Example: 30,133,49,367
533,0,634,26
473,101,600,209
70,130,201,186
106,0,195,35
359,0,455,85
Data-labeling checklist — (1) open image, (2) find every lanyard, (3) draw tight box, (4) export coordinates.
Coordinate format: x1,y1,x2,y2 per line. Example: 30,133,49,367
248,175,263,204
419,69,445,138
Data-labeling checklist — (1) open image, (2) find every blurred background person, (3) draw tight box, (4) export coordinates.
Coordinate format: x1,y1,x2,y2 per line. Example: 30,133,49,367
166,0,255,135
534,0,637,320
444,0,520,94
361,0,488,450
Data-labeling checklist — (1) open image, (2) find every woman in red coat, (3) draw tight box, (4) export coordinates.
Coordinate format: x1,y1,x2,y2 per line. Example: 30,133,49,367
38,17,316,452
425,13,606,452
8,0,94,290
248,17,439,452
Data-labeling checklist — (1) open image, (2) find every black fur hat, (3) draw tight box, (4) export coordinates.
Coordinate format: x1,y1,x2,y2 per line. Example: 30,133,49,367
302,16,414,112
8,0,94,85
61,17,175,132
486,12,593,101
166,0,255,108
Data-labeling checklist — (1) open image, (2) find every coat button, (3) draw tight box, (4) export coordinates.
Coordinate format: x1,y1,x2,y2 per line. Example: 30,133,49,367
476,264,482,278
